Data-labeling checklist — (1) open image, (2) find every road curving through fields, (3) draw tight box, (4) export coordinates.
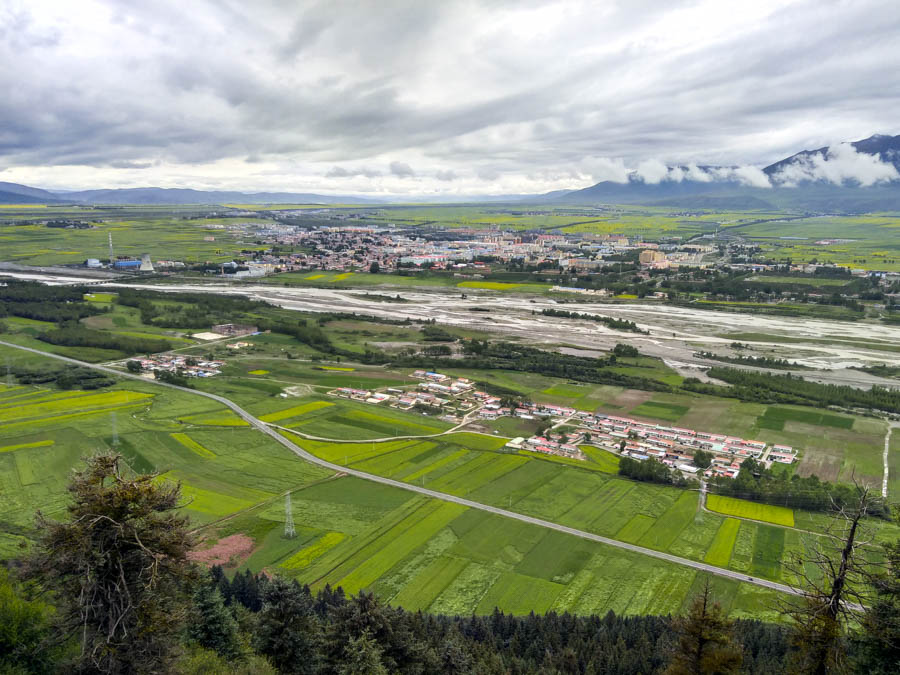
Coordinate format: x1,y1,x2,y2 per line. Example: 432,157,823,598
0,339,818,602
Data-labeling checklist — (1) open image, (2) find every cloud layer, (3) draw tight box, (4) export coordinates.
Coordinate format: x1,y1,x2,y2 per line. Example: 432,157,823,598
770,144,900,187
1,0,899,195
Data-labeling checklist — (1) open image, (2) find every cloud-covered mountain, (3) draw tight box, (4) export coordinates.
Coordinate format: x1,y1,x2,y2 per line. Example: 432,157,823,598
555,134,900,210
763,134,900,186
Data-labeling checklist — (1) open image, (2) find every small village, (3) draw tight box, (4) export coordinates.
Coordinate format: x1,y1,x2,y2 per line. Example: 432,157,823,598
324,369,799,475
135,354,226,378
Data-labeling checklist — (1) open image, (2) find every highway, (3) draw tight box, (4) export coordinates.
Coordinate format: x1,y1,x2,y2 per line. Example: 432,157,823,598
0,339,805,599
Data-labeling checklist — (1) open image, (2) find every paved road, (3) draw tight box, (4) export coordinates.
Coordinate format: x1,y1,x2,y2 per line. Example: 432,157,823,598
0,339,803,598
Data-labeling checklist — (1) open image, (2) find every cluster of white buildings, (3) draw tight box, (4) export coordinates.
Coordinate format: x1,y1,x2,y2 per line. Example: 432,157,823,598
325,367,800,477
329,387,391,405
136,354,225,378
566,412,796,478
506,433,586,460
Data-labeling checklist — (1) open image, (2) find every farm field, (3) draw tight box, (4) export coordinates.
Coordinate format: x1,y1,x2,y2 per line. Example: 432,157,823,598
706,495,795,528
731,214,900,272
0,205,269,265
425,366,886,490
0,298,199,362
0,344,332,557
0,281,895,623
280,429,871,588
200,339,889,503
0,352,796,619
210,477,787,621
248,395,453,439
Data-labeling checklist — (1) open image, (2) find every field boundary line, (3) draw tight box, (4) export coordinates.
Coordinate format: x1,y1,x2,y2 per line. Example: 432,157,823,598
0,339,825,603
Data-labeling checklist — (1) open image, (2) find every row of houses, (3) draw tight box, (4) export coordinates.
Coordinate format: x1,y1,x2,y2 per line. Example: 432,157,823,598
328,388,391,405
566,411,797,478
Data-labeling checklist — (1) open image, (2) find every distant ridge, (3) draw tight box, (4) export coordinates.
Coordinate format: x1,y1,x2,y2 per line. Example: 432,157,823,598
2,134,899,209
0,182,66,204
54,187,379,205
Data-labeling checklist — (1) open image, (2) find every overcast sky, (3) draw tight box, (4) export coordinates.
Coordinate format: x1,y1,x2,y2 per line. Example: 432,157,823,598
1,0,899,196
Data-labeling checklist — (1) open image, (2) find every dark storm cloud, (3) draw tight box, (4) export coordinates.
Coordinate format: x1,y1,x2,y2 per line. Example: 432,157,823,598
1,0,899,192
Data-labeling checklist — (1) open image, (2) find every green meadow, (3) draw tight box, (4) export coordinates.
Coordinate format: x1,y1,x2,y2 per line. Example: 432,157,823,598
0,205,270,265
0,344,834,620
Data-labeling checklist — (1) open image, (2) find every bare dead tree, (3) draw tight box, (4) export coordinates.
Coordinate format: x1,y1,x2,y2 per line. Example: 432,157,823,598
782,483,879,675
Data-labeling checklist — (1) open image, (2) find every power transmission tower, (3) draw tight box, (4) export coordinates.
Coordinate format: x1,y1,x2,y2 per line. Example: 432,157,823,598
284,493,296,538
110,411,119,446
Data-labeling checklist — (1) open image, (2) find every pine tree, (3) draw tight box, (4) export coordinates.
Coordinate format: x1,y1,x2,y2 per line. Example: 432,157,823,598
336,629,388,675
665,578,742,674
26,453,195,674
187,580,242,660
255,576,321,674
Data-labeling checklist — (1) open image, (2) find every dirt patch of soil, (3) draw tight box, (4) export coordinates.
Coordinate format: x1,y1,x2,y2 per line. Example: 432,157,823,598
609,389,653,410
463,422,492,434
795,453,841,482
188,534,255,567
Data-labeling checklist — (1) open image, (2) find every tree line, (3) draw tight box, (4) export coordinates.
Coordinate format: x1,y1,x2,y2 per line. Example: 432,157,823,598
0,280,105,323
7,363,116,390
116,287,267,329
394,340,670,392
686,367,900,414
618,455,695,488
37,325,171,355
694,351,811,371
709,458,891,517
540,308,649,334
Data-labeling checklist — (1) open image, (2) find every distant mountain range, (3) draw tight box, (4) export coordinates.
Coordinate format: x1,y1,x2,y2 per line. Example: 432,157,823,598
1,134,898,210
0,184,379,206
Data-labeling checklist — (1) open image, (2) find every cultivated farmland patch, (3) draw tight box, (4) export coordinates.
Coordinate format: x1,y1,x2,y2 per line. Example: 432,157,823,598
707,494,795,527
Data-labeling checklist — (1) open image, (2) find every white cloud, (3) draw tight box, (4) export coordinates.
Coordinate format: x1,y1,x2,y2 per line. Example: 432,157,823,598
580,157,630,183
729,165,773,188
634,159,670,184
684,163,713,182
771,143,899,186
